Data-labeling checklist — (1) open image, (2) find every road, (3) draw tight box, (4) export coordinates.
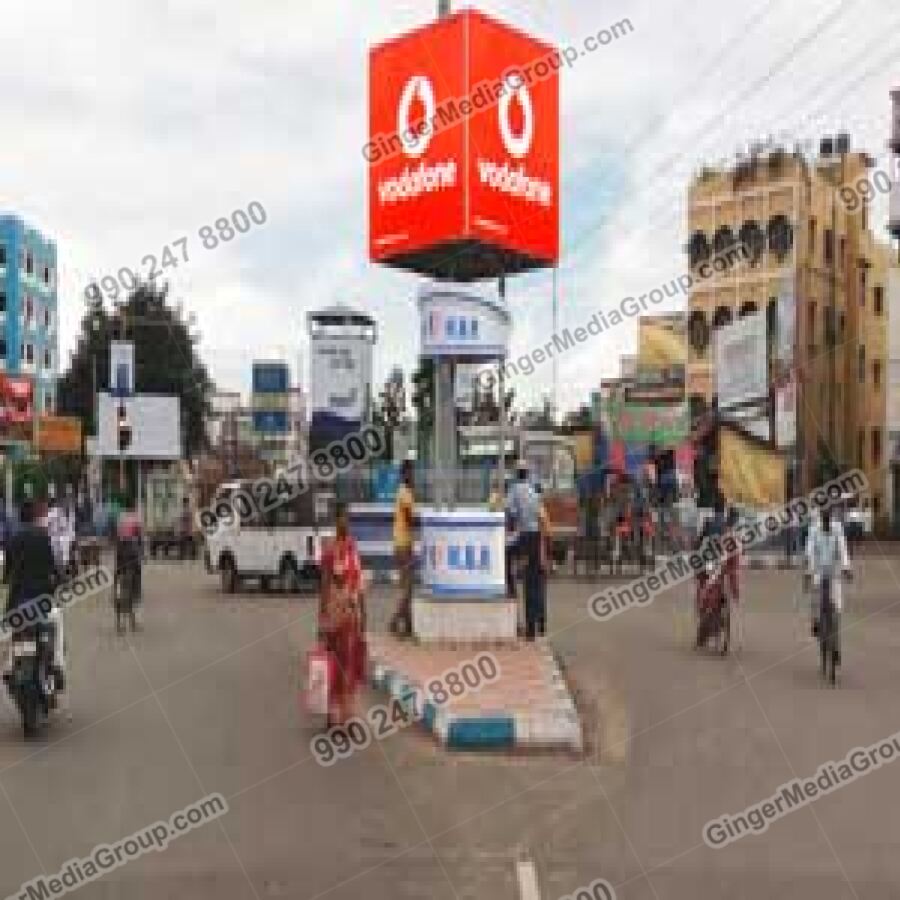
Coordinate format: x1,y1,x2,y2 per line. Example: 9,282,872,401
2,554,900,899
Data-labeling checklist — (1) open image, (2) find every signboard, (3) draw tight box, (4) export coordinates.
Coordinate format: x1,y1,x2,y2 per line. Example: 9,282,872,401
719,427,785,508
252,362,289,394
252,411,289,434
419,509,505,598
37,416,82,455
609,402,690,446
0,376,34,435
369,9,559,279
310,337,371,424
715,313,767,409
638,316,687,368
109,341,135,397
96,393,180,459
775,375,797,448
419,289,510,359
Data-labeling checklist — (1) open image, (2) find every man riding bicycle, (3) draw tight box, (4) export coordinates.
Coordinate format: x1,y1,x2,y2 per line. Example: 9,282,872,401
805,507,850,680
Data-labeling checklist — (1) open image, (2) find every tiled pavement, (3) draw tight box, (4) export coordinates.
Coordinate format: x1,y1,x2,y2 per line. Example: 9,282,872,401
367,634,583,753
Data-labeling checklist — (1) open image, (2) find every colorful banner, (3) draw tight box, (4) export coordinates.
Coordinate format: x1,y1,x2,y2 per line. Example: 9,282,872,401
638,316,687,368
608,402,689,446
719,428,785,508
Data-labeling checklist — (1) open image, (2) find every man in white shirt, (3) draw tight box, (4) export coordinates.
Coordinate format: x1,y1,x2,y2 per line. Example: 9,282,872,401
805,506,850,640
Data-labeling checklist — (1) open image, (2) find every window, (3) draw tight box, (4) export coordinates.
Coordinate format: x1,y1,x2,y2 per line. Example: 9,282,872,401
0,291,5,313
0,244,5,267
24,296,33,322
839,236,846,271
858,346,866,383
824,229,834,265
875,285,884,315
873,428,883,468
858,429,865,468
807,301,817,347
0,339,6,358
874,359,883,387
808,217,816,255
43,308,51,329
24,343,34,364
43,392,52,413
860,269,867,306
43,349,51,369
42,265,50,286
25,251,33,276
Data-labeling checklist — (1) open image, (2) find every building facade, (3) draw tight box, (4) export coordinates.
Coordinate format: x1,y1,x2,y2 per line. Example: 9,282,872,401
687,138,889,522
0,215,58,413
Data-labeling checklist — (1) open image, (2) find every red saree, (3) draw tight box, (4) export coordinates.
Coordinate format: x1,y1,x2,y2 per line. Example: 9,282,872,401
319,536,366,723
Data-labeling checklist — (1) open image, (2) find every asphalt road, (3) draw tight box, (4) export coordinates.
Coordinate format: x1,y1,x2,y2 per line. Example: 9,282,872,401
1,553,900,899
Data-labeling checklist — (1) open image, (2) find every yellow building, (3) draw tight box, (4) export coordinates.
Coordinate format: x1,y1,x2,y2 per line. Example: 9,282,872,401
686,137,889,522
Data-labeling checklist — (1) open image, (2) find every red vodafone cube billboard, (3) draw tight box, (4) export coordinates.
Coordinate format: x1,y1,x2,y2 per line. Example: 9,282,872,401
368,9,559,281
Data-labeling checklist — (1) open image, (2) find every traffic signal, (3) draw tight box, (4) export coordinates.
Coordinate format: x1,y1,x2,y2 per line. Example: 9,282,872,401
117,403,132,453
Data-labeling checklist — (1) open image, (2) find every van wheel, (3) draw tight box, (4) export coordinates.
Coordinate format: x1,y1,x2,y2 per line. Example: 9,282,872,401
220,557,238,594
280,557,300,594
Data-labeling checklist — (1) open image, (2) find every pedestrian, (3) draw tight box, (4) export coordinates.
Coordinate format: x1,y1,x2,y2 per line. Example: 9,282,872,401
490,474,518,599
390,459,415,637
319,503,366,725
178,497,194,559
535,482,551,637
507,461,541,640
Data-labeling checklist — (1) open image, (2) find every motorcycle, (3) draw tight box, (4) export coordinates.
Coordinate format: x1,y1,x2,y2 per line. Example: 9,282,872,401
3,612,63,739
695,559,730,655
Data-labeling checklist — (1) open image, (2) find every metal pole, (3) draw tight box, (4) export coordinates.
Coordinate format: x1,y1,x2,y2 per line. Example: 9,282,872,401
552,267,559,424
498,276,507,498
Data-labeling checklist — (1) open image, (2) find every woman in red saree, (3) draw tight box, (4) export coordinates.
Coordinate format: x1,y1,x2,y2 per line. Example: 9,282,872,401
319,505,366,725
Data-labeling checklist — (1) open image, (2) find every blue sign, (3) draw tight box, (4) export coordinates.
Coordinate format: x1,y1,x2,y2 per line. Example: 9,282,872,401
252,410,288,434
252,363,289,394
372,462,400,502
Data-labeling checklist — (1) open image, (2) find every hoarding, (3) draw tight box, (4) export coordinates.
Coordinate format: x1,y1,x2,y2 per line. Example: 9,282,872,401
608,402,690,446
96,393,180,459
719,427,785,508
715,313,768,409
638,316,687,368
37,416,82,455
0,376,34,435
310,336,371,424
109,341,135,397
369,9,559,279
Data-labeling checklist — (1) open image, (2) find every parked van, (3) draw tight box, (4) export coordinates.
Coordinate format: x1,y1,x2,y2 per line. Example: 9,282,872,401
204,480,335,593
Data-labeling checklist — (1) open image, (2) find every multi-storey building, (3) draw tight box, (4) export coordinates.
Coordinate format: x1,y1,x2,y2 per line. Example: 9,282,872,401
0,215,58,413
687,137,889,523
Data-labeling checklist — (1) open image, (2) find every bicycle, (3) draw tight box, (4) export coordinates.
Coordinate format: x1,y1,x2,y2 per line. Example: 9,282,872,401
816,572,850,686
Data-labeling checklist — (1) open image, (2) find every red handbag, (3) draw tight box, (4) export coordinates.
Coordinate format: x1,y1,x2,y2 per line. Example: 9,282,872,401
305,644,336,718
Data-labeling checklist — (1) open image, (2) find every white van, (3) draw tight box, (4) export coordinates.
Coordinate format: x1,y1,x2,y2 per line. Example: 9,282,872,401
204,481,335,593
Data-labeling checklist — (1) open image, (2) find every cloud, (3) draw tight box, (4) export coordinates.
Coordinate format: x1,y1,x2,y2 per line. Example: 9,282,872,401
2,0,899,411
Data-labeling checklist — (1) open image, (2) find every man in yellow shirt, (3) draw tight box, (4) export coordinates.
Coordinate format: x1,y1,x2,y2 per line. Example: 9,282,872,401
391,460,415,637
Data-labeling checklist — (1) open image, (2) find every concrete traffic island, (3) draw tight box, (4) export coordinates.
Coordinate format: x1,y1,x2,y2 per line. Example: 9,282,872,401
367,634,583,753
368,504,582,752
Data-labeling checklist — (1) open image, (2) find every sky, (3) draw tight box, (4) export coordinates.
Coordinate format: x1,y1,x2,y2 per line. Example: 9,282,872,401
1,0,899,414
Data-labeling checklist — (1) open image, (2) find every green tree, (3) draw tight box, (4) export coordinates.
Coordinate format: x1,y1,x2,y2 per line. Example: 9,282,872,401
58,282,212,458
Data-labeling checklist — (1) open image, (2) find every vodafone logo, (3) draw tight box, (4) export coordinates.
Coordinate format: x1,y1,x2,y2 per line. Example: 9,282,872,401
498,72,534,159
397,75,435,158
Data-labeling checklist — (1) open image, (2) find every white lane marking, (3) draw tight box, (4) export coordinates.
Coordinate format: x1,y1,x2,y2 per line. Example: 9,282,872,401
517,858,542,900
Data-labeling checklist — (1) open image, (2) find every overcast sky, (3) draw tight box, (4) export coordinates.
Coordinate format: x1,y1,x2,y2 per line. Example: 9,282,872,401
1,0,898,412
